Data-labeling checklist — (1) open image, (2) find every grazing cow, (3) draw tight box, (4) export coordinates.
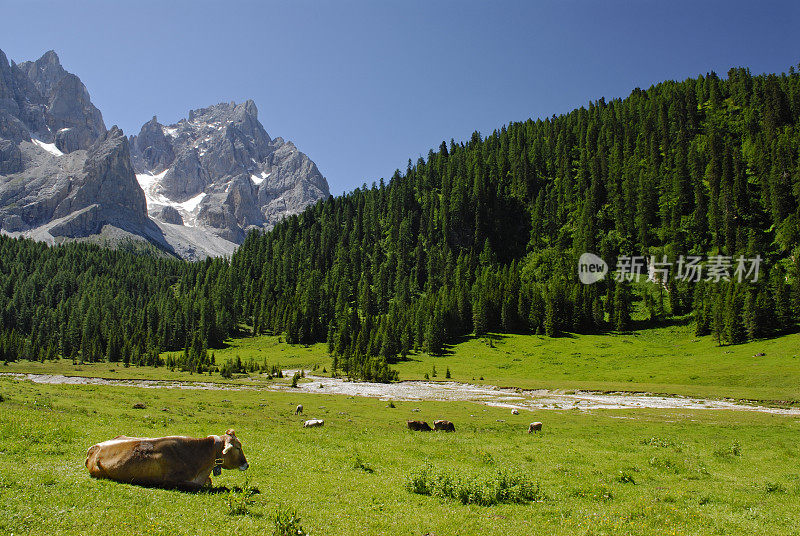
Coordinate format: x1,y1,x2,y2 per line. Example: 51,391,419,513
407,420,432,431
511,408,519,415
303,419,324,428
295,404,303,415
433,420,455,432
528,422,543,433
85,429,248,490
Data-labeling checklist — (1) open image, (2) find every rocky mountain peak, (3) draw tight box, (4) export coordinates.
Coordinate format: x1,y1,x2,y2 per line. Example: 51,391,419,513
130,99,329,243
18,50,67,97
130,115,174,173
2,49,107,153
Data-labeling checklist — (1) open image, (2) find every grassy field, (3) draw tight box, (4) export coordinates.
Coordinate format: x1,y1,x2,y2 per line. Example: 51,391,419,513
2,376,800,535
396,325,800,403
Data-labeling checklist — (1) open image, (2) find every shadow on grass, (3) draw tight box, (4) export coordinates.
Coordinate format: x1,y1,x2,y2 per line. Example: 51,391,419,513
630,314,694,331
198,484,261,495
97,479,262,495
402,332,521,359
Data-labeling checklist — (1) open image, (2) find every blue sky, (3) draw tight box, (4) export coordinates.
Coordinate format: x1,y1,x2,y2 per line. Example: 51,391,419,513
2,1,798,194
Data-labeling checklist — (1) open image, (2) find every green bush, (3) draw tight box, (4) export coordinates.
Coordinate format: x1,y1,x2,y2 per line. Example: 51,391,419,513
764,481,785,493
616,470,636,484
406,464,543,506
220,361,234,379
352,454,375,473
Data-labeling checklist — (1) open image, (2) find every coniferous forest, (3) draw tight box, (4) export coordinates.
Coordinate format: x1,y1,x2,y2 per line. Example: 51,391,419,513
2,66,800,381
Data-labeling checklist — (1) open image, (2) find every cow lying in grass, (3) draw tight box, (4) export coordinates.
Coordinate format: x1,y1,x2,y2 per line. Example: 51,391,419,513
85,429,248,491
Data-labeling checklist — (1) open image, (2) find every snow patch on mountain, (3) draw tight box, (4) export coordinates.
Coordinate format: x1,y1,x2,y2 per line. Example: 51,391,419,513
251,171,270,185
31,138,64,156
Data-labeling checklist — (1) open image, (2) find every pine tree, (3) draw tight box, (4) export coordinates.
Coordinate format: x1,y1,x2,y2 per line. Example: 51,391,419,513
613,282,631,332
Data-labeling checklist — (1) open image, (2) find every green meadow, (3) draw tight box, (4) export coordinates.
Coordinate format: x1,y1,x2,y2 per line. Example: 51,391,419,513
4,327,800,534
2,376,800,536
395,325,800,403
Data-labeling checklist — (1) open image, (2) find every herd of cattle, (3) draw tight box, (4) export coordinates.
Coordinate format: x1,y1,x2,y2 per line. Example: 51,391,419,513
407,418,542,433
84,405,542,490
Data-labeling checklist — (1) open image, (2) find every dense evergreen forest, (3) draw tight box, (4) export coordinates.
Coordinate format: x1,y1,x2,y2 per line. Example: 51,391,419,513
2,66,800,380
0,238,233,370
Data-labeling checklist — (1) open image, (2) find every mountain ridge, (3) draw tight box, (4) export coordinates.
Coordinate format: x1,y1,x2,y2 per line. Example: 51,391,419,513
0,49,330,258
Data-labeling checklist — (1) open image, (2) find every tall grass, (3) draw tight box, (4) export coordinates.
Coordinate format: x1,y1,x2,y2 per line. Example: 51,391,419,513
272,505,306,536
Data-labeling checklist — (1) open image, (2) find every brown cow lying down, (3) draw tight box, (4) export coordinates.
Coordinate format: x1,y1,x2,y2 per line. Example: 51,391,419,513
407,420,432,431
433,420,455,432
85,429,248,490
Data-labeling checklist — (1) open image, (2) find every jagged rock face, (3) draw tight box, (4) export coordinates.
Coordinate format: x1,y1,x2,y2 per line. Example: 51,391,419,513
17,51,106,153
0,50,48,143
13,50,106,152
130,100,330,242
153,205,183,225
0,49,144,241
131,116,174,172
0,139,21,174
0,127,148,238
17,50,68,96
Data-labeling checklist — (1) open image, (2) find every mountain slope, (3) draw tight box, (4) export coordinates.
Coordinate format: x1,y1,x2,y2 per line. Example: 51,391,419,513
225,66,800,380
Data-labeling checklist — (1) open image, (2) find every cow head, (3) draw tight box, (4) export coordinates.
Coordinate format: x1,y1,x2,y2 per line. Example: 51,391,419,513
220,429,248,471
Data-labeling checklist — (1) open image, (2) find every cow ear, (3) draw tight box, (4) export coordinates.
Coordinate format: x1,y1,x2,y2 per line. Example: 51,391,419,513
226,429,236,436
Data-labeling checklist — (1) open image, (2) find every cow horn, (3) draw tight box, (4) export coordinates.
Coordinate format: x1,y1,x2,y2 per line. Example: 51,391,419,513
222,443,233,455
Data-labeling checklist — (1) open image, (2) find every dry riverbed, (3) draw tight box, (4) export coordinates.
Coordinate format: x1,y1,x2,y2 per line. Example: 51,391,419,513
3,371,799,415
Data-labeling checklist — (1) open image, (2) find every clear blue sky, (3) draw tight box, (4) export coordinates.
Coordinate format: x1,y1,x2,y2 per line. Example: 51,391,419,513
3,1,798,194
